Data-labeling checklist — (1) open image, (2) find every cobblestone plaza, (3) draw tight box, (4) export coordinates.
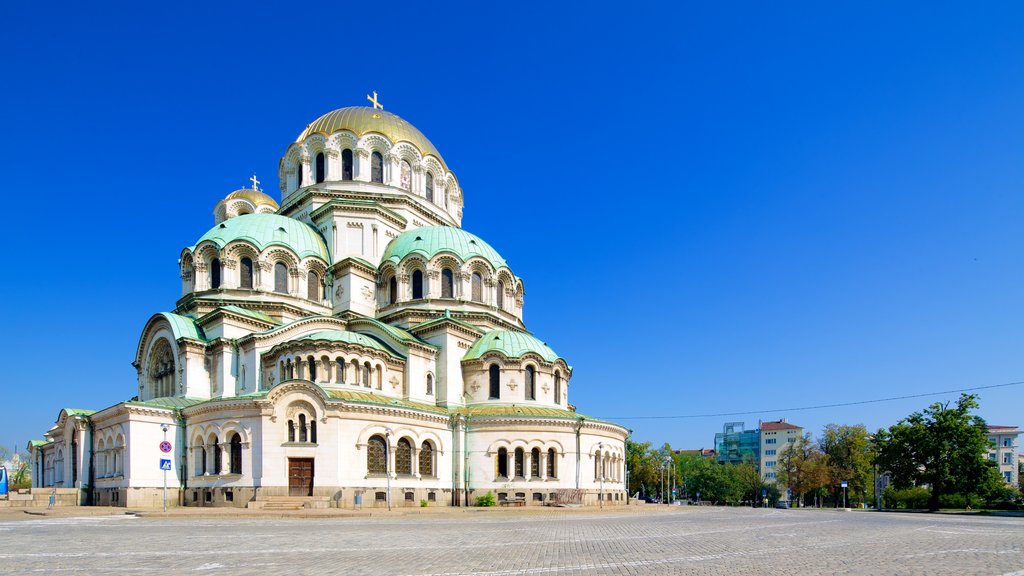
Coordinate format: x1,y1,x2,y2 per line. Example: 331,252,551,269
0,507,1021,575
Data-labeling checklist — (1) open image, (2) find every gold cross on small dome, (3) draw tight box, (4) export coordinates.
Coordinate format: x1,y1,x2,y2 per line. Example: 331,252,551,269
367,90,384,110
250,174,261,192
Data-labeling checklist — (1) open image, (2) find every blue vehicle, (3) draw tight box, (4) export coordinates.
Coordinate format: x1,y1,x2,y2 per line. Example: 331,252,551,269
0,466,8,497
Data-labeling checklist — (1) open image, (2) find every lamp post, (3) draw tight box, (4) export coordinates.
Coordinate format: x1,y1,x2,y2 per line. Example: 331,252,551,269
384,428,393,512
160,423,169,513
597,442,604,509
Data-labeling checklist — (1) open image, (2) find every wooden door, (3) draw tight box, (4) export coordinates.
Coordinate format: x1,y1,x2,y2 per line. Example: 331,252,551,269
288,458,314,497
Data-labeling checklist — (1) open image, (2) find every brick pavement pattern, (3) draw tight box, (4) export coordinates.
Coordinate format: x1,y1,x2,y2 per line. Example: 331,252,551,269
0,507,1021,575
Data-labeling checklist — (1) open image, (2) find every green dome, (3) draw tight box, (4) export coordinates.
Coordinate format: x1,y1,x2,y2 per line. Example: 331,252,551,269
463,330,559,363
194,214,330,261
381,227,507,269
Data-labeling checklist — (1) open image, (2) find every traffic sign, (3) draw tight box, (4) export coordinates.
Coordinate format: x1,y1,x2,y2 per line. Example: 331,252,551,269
841,480,848,488
761,488,767,497
159,440,172,453
159,459,172,471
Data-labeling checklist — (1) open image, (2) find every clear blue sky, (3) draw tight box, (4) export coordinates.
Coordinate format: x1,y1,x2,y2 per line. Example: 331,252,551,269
2,3,1022,453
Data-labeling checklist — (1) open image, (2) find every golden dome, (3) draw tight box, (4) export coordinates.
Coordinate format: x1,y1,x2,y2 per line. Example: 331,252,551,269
297,106,446,168
225,188,279,210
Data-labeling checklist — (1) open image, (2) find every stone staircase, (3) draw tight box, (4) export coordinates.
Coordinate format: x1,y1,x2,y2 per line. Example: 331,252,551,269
249,496,311,510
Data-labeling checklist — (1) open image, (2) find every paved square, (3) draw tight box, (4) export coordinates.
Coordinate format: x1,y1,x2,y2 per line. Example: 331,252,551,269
0,507,1021,575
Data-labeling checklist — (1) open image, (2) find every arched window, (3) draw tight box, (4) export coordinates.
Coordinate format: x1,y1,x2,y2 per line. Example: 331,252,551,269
371,151,383,183
531,448,540,478
396,438,413,475
149,339,175,398
342,149,353,180
240,257,253,289
419,441,434,476
488,365,500,399
471,272,482,302
307,271,319,301
388,277,397,304
367,435,386,474
547,448,556,478
412,270,423,299
496,447,508,478
307,356,316,382
400,160,412,191
363,362,371,387
594,451,601,478
274,262,288,294
229,433,242,474
200,444,208,474
526,366,536,400
425,172,434,203
213,439,222,474
554,371,562,404
298,414,308,443
315,152,325,183
194,440,204,473
336,359,346,384
210,258,221,289
426,374,433,395
351,359,360,385
497,280,504,309
441,268,454,298
311,420,317,443
514,448,525,478
296,161,303,187
288,420,295,443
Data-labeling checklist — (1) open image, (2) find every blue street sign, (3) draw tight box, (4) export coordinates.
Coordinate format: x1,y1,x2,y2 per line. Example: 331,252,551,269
761,488,767,497
841,480,848,488
0,466,8,496
159,459,172,471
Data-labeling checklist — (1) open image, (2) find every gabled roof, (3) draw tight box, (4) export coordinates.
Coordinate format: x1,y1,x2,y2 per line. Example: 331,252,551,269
293,330,405,359
158,312,206,342
217,305,279,326
126,397,208,410
324,388,448,415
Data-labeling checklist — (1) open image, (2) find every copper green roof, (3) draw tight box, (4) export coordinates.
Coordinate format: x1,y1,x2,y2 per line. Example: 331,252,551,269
126,397,207,410
193,213,330,261
381,227,507,269
348,317,433,348
296,330,404,359
324,388,448,415
159,312,206,341
60,408,97,417
297,106,446,169
460,404,587,420
217,305,278,325
463,330,559,362
412,313,483,336
29,440,50,448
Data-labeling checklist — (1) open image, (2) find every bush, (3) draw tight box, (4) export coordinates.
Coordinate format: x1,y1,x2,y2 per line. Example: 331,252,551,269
475,491,496,507
883,486,930,509
420,499,428,507
938,493,967,509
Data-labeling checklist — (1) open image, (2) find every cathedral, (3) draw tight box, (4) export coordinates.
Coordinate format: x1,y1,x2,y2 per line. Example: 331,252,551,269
29,98,628,508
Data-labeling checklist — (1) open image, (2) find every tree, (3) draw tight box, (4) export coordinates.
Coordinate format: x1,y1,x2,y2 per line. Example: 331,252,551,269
777,433,819,505
819,424,874,506
874,394,997,512
735,462,764,506
626,441,662,498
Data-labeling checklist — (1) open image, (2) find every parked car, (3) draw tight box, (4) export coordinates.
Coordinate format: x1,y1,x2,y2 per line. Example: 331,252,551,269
775,501,790,509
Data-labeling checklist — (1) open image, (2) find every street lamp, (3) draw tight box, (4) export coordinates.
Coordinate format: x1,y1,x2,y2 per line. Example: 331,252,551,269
664,457,671,505
384,428,393,511
597,442,604,509
160,423,169,512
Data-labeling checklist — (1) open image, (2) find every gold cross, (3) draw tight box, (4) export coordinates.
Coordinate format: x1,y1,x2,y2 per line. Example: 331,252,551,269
250,174,261,192
367,90,384,110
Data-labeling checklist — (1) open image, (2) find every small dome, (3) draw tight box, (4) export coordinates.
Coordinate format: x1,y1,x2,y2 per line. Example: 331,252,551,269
463,330,560,363
194,214,330,261
225,188,279,210
381,227,507,269
297,330,401,359
297,106,446,168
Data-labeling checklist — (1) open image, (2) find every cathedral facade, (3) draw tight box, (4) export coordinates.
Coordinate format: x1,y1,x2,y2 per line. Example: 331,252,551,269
29,102,628,508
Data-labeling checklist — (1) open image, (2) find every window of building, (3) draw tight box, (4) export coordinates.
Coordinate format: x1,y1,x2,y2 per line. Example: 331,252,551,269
531,448,540,478
489,365,500,399
210,258,221,289
1004,453,1013,464
229,433,242,474
307,271,319,301
288,420,295,443
471,272,482,302
296,162,303,187
307,357,317,382
239,256,253,286
371,151,383,183
400,160,411,191
425,172,434,203
426,374,433,395
367,435,386,474
1004,438,1013,447
274,262,288,294
554,371,562,404
315,152,325,183
496,448,508,478
1005,471,1013,483
765,460,775,468
396,438,412,475
547,448,556,478
420,442,434,476
388,277,397,305
298,414,308,443
363,362,371,387
525,366,536,400
342,149,353,180
514,448,525,478
412,270,424,299
765,438,777,445
496,280,504,309
336,359,346,384
441,269,454,298
213,439,222,474
765,449,776,456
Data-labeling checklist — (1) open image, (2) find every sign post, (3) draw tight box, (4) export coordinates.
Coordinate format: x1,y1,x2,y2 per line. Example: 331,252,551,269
841,480,848,509
160,424,171,512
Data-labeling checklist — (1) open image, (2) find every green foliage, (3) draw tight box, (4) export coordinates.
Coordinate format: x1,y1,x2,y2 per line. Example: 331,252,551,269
874,394,996,512
420,499,428,507
475,491,496,507
883,486,931,509
819,424,874,506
